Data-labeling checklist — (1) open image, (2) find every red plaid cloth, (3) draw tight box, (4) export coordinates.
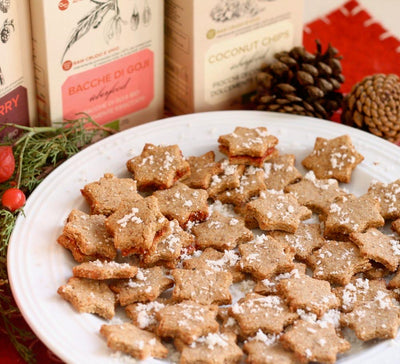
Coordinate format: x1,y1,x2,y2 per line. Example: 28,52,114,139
3,1,400,362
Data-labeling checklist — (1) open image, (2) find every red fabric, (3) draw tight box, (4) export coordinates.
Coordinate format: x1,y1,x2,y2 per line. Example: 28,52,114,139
303,0,400,93
3,1,400,362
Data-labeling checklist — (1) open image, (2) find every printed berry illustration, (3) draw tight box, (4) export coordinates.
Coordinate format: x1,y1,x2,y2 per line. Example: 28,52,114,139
0,0,10,14
1,19,14,43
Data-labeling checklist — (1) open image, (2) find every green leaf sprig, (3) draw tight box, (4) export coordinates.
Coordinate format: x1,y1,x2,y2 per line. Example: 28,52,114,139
0,113,114,362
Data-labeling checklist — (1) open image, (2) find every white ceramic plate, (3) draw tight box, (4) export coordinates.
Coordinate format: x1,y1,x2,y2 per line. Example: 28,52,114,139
8,111,400,364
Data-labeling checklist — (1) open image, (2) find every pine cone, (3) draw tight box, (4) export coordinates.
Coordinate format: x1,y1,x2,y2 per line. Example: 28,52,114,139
251,40,344,119
341,74,400,142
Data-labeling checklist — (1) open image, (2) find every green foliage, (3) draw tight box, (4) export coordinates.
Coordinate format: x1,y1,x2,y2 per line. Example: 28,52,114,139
0,114,113,362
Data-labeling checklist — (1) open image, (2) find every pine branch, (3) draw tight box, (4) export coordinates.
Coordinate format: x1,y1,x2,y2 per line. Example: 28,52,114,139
0,113,114,362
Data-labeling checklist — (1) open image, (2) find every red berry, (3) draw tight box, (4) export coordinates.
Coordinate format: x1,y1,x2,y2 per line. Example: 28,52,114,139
2,188,26,211
0,146,15,183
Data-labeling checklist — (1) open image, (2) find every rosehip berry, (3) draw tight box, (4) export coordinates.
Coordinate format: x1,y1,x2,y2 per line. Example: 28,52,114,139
2,188,26,211
0,145,15,183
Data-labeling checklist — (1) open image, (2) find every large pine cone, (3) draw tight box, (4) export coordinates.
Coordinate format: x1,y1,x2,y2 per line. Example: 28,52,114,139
341,74,400,142
251,41,344,119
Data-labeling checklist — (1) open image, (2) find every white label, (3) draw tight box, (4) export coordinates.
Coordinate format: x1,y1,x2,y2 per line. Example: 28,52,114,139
204,20,293,105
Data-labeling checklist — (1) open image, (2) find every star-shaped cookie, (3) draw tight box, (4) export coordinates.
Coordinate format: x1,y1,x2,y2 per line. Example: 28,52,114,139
105,196,169,256
182,247,244,283
216,167,267,206
126,143,190,190
263,154,302,191
218,126,279,166
285,171,347,214
178,332,243,364
109,266,173,306
324,195,384,239
156,300,219,344
100,323,168,360
230,293,298,336
309,240,371,285
181,151,223,189
191,212,253,251
153,182,209,228
350,228,400,272
302,135,364,183
239,234,295,280
367,179,400,220
246,191,312,233
277,273,340,318
81,173,141,215
280,320,350,363
171,268,232,305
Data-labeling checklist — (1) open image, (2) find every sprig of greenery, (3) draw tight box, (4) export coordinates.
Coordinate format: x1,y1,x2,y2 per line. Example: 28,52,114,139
0,114,114,362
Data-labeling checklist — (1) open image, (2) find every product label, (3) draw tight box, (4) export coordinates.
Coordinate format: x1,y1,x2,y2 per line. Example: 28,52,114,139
0,86,29,138
62,49,154,125
204,20,293,105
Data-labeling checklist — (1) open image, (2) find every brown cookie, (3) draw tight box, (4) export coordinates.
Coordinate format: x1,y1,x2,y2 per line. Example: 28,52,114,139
218,126,279,167
244,331,297,364
191,212,253,251
349,228,400,271
270,223,326,264
171,268,232,305
324,195,384,239
181,151,223,189
62,209,116,260
367,179,400,220
156,300,219,344
183,247,244,283
280,319,350,363
334,277,394,313
141,219,194,267
110,266,173,306
207,160,245,199
302,134,364,183
246,191,312,233
105,196,168,256
218,307,244,338
309,240,371,285
254,263,307,295
81,173,141,216
57,277,116,320
153,182,209,228
72,260,138,280
178,332,243,364
126,143,190,190
125,300,166,332
100,323,168,360
215,167,267,206
239,234,295,280
230,293,298,336
285,171,347,214
263,154,302,191
277,273,340,318
341,299,400,341
57,234,100,263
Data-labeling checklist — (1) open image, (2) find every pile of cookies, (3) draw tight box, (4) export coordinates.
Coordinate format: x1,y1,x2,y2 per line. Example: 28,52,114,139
57,126,400,363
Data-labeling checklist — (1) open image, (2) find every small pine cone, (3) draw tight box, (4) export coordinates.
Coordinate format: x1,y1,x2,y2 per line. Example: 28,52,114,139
251,40,344,120
341,74,400,142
